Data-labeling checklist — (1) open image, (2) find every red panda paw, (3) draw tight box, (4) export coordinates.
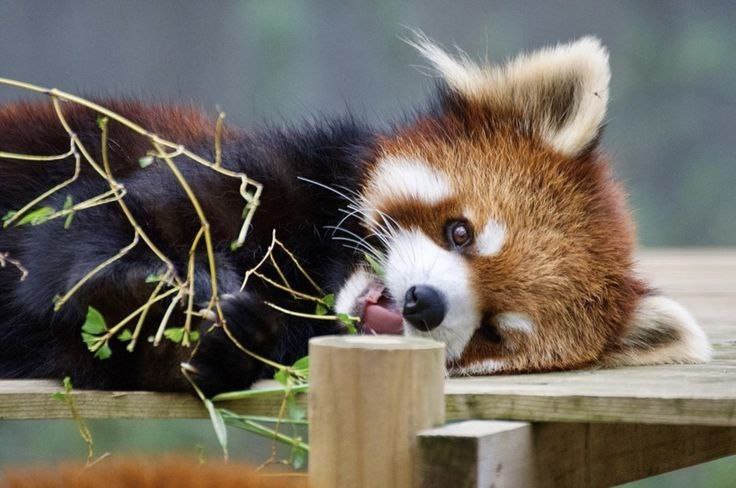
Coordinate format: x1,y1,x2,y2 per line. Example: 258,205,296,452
187,292,282,398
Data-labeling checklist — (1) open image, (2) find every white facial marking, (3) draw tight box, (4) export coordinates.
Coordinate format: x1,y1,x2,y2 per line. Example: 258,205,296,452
495,312,534,334
335,268,373,316
476,219,506,256
384,228,480,359
367,156,452,206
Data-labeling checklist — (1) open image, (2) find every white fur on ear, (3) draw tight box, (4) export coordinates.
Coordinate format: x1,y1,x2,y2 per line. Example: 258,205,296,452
411,35,611,157
605,295,712,367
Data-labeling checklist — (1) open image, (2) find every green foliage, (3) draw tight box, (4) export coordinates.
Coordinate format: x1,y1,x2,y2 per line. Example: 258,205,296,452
145,274,164,283
63,195,75,229
16,206,55,226
1,210,17,223
364,252,385,278
82,307,107,335
337,313,357,334
138,156,154,168
204,399,229,461
81,307,113,360
164,327,200,344
94,342,112,360
117,329,133,341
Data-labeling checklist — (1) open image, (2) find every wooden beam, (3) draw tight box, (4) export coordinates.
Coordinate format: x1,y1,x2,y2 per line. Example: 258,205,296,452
0,379,298,420
418,420,736,488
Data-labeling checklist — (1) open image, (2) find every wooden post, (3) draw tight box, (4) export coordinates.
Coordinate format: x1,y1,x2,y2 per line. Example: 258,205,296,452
309,335,445,488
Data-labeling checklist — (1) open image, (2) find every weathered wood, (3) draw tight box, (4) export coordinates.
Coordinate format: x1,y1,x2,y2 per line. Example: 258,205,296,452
444,353,736,426
418,420,736,488
0,379,300,420
308,336,445,488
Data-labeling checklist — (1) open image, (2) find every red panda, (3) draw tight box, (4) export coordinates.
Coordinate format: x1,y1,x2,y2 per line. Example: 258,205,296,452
0,36,710,396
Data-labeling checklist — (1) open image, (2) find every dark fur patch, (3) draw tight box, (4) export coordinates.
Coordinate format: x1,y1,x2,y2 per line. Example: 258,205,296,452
0,99,376,394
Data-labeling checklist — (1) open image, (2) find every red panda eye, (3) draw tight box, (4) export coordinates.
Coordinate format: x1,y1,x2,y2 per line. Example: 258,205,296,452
447,220,473,248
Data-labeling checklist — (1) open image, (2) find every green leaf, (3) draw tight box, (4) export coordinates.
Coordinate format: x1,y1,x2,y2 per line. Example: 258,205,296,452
82,307,107,334
51,391,66,402
286,394,306,421
117,329,133,342
364,253,385,278
204,400,229,460
212,384,309,402
138,156,154,168
322,293,335,308
315,303,327,316
145,274,163,283
64,211,75,229
164,327,185,344
292,355,309,372
17,206,55,226
337,313,357,334
292,447,307,469
273,368,289,386
81,332,99,348
96,116,107,129
188,330,200,342
94,342,112,360
62,195,75,229
2,210,17,223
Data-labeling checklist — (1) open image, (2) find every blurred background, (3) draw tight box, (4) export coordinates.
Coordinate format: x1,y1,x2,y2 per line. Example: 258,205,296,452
0,0,733,486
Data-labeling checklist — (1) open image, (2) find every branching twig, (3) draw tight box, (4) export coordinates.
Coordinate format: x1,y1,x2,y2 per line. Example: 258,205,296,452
53,233,140,311
0,251,29,281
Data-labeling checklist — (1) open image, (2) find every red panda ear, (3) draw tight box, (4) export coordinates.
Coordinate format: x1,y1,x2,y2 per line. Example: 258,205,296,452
412,36,610,157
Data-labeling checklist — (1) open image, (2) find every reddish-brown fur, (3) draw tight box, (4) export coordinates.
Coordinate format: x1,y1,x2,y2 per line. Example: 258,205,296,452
3,456,306,488
374,102,647,372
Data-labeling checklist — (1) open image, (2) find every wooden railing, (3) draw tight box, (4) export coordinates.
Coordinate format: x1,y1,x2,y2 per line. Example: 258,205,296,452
1,249,734,487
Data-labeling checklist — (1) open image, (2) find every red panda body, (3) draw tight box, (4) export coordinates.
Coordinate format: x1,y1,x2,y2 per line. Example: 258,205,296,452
0,36,710,395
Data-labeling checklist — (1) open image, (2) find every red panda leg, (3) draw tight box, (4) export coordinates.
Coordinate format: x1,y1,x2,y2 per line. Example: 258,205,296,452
187,291,283,397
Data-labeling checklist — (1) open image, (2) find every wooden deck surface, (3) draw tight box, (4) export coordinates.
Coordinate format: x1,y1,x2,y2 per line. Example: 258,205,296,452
1,249,734,425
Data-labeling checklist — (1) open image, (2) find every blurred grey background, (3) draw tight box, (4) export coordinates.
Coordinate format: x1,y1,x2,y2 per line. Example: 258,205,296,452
1,0,734,246
0,0,734,486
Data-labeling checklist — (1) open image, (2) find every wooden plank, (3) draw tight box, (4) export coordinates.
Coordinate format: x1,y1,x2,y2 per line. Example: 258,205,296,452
636,248,736,293
444,347,736,426
4,349,735,425
418,421,536,487
0,379,298,420
417,420,736,488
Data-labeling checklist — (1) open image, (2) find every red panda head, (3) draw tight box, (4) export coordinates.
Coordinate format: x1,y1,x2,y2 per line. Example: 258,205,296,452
336,37,710,374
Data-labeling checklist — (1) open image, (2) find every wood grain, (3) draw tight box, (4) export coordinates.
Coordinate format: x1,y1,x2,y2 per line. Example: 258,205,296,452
308,336,445,488
418,420,736,488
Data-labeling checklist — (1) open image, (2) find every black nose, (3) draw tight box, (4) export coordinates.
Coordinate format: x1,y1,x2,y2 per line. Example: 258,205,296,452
403,285,446,331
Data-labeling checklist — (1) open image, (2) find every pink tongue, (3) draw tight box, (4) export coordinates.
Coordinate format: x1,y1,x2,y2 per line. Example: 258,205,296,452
362,299,404,335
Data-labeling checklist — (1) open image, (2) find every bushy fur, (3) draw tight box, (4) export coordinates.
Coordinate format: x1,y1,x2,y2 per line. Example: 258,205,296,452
0,100,373,395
